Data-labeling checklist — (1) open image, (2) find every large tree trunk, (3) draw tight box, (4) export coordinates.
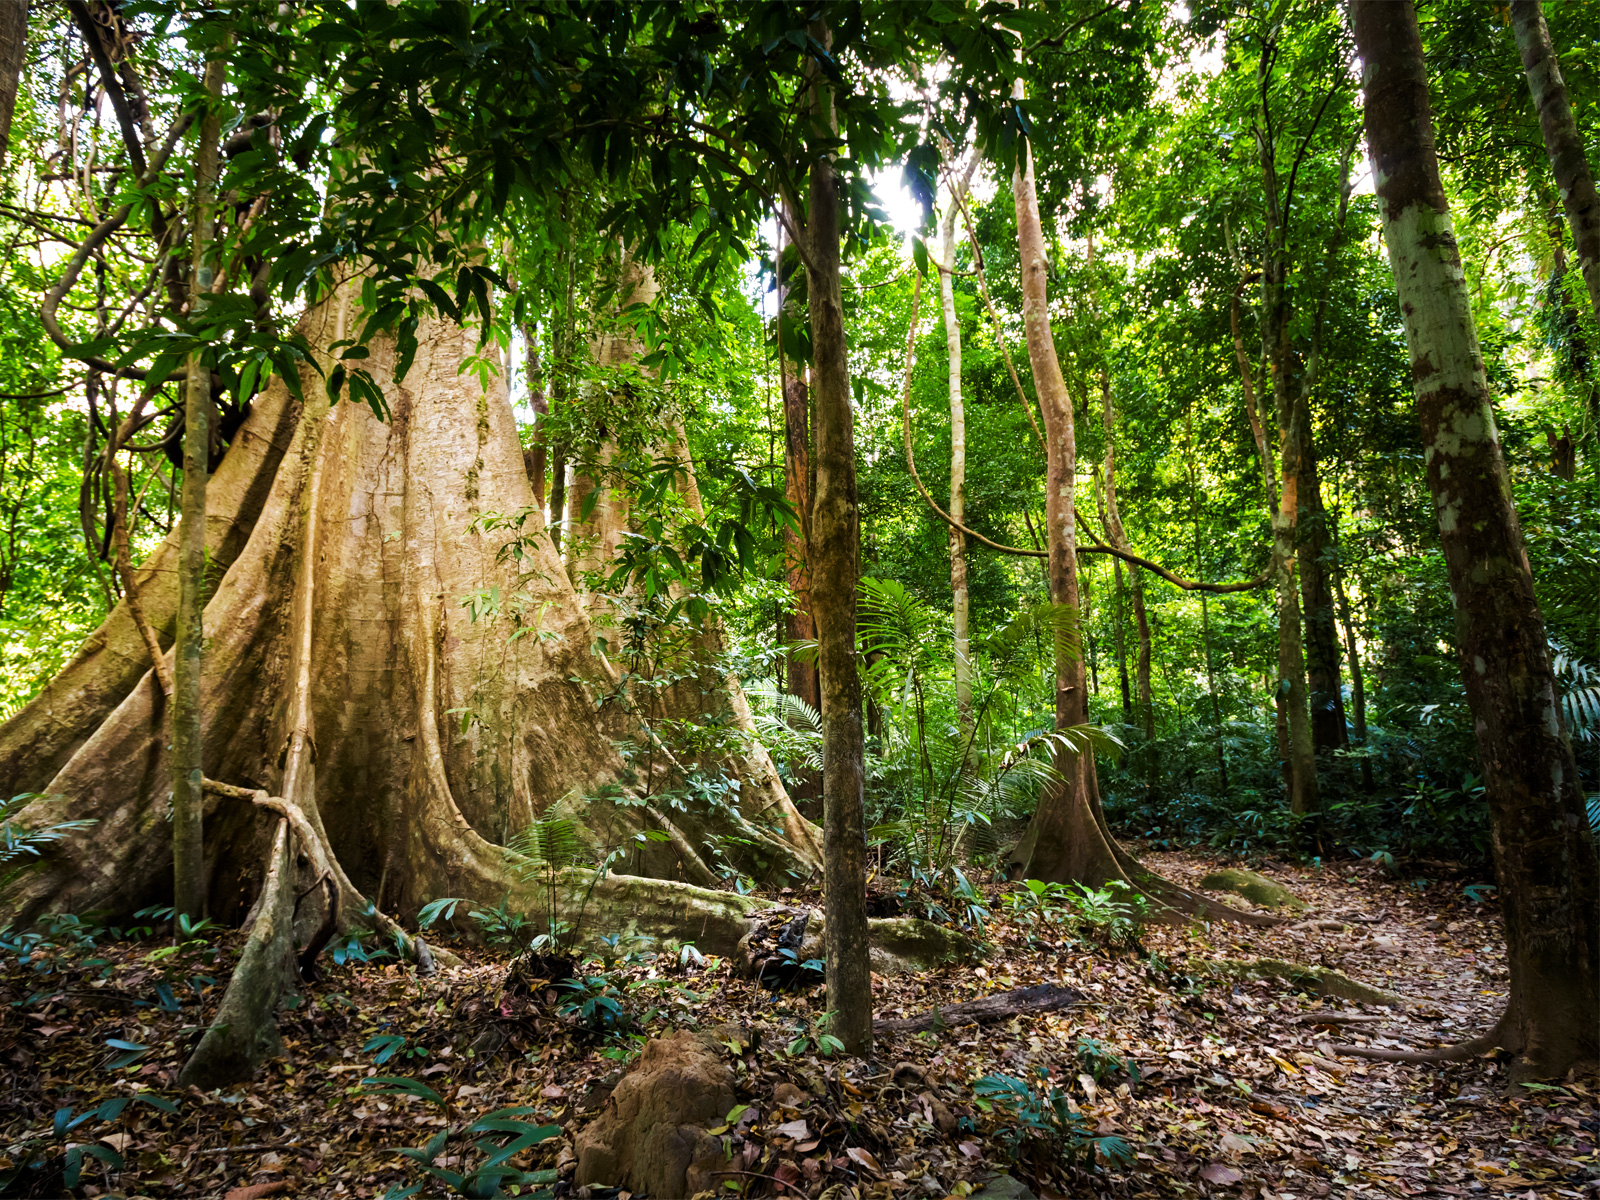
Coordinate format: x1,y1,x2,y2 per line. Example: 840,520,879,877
803,22,872,1057
0,285,819,931
1352,0,1600,1083
1512,0,1600,327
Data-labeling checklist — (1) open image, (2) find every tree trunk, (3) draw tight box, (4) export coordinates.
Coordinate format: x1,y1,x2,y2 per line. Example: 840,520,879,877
1113,560,1131,723
777,210,821,805
1257,96,1320,817
522,331,548,510
1352,0,1600,1082
802,24,871,1057
1264,254,1318,817
1512,0,1600,327
0,284,819,931
173,56,224,921
938,177,974,732
1334,566,1372,791
1097,373,1153,748
1296,403,1346,754
566,258,653,594
0,0,25,170
999,128,1275,927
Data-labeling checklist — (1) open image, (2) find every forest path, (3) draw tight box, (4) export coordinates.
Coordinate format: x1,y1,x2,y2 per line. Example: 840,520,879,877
0,850,1594,1198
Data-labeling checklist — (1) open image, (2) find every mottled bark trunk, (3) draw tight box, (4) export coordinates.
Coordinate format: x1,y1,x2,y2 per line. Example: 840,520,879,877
1512,0,1600,327
803,25,871,1057
1353,0,1600,1082
0,0,25,170
173,57,224,921
777,211,820,746
1263,243,1318,816
938,183,974,731
1008,122,1114,886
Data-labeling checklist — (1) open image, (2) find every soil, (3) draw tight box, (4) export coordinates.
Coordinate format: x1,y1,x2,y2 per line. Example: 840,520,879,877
0,848,1594,1199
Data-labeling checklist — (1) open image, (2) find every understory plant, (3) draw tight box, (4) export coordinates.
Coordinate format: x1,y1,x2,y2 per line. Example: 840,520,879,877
363,1076,560,1199
974,1069,1133,1173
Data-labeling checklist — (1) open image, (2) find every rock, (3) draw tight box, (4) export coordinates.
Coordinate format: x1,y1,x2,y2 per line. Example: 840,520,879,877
1199,867,1307,913
573,1029,739,1197
972,1174,1037,1200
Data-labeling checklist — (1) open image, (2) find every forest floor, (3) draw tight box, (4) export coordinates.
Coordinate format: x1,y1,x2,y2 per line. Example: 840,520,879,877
0,848,1596,1200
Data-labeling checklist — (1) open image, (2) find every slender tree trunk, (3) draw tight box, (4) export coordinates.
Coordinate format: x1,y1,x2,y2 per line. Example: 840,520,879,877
939,182,974,732
523,331,548,510
0,0,25,170
548,250,575,550
1334,566,1372,790
1097,374,1153,747
803,25,870,1057
1512,0,1600,327
1353,0,1600,1082
777,211,820,728
1296,403,1346,754
1113,560,1132,724
1260,168,1319,816
173,57,224,922
1008,111,1112,884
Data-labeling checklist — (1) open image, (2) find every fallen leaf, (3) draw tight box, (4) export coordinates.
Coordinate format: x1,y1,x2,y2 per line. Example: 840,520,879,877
1200,1162,1244,1184
1221,1132,1255,1156
772,1118,809,1140
846,1146,883,1175
224,1183,288,1200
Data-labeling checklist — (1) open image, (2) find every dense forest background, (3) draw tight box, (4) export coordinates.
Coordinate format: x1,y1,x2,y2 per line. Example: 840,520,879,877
3,0,1594,870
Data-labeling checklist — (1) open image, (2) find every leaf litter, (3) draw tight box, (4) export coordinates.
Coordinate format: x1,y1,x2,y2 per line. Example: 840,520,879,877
0,849,1594,1199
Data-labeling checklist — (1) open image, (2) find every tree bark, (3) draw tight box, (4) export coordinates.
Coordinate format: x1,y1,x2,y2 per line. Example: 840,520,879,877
0,286,819,934
777,209,820,738
1512,0,1600,327
802,24,871,1057
1002,132,1275,929
523,331,548,510
938,174,974,732
1097,374,1153,747
1352,0,1600,1082
1007,116,1114,885
173,56,224,921
1296,401,1346,754
1334,566,1372,790
0,0,25,170
1259,126,1319,817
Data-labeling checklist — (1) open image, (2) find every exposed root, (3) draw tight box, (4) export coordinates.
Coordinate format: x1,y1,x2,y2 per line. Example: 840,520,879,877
1206,957,1411,1007
1328,1015,1508,1064
178,821,296,1089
